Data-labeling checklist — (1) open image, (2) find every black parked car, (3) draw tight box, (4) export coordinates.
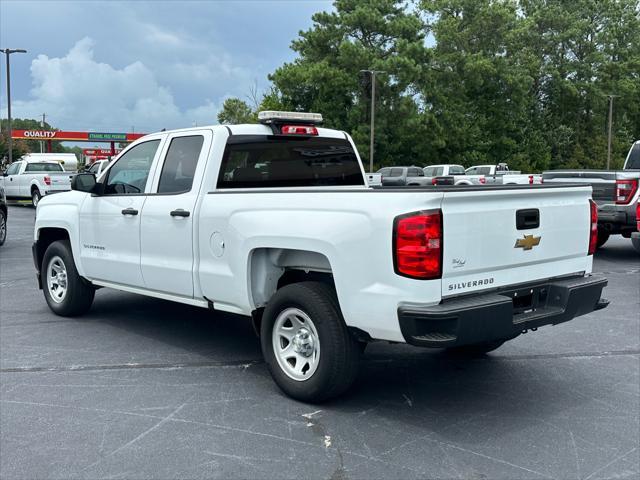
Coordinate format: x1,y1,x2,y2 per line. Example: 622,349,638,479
0,184,7,246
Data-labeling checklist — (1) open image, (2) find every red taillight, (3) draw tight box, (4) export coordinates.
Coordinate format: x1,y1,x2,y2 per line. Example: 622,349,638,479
615,179,638,204
479,177,486,184
44,176,51,186
431,177,437,185
281,125,318,135
528,175,534,185
394,210,442,279
588,199,598,255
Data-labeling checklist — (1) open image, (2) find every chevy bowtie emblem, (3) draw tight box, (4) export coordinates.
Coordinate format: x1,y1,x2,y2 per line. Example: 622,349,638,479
514,234,541,250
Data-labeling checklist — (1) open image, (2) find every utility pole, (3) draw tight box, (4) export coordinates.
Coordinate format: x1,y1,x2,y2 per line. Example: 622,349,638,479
40,113,46,153
360,69,386,173
0,48,27,164
606,95,618,170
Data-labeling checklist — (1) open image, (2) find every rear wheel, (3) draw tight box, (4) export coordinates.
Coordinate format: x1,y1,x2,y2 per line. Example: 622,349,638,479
31,189,42,208
596,231,610,248
42,240,94,316
261,281,360,402
0,209,6,246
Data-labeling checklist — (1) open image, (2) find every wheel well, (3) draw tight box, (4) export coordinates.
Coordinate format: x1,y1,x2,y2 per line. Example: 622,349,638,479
31,184,40,193
35,228,70,270
249,248,335,310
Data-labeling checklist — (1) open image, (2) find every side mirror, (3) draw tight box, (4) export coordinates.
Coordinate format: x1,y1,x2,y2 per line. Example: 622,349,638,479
71,173,98,193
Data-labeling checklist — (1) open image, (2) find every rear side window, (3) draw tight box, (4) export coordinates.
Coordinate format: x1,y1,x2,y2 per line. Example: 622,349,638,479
626,143,640,169
25,162,63,172
434,167,444,176
217,136,363,188
449,165,465,175
157,135,204,194
477,167,492,175
409,168,423,176
389,168,403,177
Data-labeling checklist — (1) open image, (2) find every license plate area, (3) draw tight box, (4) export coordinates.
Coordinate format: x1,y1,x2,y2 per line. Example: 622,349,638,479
510,285,549,315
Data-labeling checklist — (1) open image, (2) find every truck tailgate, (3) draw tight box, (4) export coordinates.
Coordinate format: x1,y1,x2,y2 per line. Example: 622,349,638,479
47,173,73,192
441,186,592,297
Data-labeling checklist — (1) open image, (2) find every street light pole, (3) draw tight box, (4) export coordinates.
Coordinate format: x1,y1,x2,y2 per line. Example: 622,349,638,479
606,94,618,170
1,48,27,164
360,69,385,173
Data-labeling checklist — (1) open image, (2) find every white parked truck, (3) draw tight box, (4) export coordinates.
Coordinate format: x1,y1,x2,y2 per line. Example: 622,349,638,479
1,158,74,206
423,164,487,186
32,111,608,401
466,163,542,185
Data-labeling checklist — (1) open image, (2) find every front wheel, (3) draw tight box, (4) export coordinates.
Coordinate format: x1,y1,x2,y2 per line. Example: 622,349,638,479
261,282,360,402
0,209,6,246
32,189,42,208
42,240,95,316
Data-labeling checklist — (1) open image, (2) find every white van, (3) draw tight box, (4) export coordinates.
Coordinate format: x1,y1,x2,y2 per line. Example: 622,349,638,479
20,153,79,172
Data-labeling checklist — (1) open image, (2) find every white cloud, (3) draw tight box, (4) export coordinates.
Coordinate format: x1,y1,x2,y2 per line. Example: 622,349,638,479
14,38,220,133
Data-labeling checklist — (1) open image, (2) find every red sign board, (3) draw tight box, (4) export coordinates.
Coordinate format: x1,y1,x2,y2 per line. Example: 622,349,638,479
11,130,146,142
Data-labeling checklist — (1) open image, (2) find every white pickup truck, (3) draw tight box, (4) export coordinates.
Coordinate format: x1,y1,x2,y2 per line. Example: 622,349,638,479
1,159,74,206
466,164,542,185
32,111,608,401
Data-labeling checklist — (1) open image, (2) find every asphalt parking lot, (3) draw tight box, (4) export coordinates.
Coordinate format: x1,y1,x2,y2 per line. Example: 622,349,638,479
1,204,638,480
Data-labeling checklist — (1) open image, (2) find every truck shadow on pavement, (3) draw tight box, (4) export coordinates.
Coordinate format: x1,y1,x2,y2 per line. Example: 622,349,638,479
81,288,594,449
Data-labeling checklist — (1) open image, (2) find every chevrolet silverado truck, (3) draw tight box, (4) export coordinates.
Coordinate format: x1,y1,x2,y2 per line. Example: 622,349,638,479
542,141,640,252
1,158,74,207
32,111,609,401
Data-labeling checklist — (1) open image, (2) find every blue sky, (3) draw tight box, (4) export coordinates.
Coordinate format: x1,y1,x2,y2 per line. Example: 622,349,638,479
0,0,333,133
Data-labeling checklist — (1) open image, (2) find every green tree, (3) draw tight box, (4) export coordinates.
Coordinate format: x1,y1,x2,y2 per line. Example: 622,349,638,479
217,98,257,124
269,0,431,169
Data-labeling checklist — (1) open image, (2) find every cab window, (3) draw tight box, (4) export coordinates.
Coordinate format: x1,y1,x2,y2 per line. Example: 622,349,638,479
5,162,21,175
104,140,160,195
157,136,204,194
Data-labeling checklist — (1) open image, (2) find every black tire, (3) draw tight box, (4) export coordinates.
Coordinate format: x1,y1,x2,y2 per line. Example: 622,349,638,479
31,188,42,208
261,281,360,402
596,231,610,248
42,240,94,316
632,237,640,254
446,338,511,356
0,208,6,246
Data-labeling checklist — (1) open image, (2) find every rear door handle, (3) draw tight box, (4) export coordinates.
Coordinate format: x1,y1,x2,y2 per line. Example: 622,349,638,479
121,208,139,216
170,209,190,217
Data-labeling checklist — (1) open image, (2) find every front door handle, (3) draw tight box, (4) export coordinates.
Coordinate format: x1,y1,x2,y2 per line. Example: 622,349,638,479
170,209,190,218
121,208,139,216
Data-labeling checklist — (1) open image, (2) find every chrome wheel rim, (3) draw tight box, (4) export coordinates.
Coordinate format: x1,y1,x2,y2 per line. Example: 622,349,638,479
272,308,320,381
32,192,39,206
0,212,5,242
46,256,68,303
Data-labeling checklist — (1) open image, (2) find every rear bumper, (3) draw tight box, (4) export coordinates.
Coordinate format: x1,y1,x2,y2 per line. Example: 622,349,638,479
398,275,608,348
597,202,638,232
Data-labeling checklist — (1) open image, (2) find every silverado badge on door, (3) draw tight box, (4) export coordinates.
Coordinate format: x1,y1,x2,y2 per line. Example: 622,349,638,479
514,234,541,250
